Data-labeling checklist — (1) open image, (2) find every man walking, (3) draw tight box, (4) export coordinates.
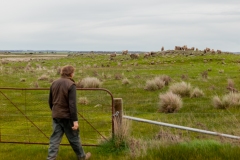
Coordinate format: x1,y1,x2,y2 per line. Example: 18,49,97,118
47,65,91,160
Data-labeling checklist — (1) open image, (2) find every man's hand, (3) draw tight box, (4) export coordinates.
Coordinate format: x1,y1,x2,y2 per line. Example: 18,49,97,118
72,121,79,130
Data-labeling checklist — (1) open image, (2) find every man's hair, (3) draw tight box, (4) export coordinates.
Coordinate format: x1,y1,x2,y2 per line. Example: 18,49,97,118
61,65,75,77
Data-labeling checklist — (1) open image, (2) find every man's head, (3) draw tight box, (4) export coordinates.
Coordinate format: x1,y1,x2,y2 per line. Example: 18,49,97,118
61,65,75,78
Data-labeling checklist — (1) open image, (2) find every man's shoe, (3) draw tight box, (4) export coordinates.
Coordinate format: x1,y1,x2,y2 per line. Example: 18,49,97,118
85,152,91,160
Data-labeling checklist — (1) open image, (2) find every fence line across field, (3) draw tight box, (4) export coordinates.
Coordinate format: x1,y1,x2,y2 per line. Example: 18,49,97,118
123,115,240,140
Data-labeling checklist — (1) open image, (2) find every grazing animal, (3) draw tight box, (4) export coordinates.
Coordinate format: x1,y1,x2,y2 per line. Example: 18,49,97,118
110,53,117,58
122,50,128,55
217,50,222,54
182,45,187,51
144,52,151,58
175,46,182,50
130,53,139,59
150,51,157,56
161,46,164,51
206,47,211,52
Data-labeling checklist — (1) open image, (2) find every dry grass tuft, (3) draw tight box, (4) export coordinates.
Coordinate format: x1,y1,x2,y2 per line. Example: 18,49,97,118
78,97,89,105
181,74,188,80
122,78,130,85
158,91,183,113
77,77,102,88
190,87,204,98
159,75,171,86
144,76,166,91
33,82,39,88
201,70,208,79
154,77,166,89
56,67,61,75
169,81,192,97
38,74,49,81
144,80,159,91
227,79,238,92
212,92,240,109
115,73,123,80
113,118,131,151
155,130,182,143
20,78,26,82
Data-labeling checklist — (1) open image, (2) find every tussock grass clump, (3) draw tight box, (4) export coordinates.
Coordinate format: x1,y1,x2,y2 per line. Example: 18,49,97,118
190,87,204,98
38,74,49,81
155,130,182,143
144,80,159,91
115,73,123,80
201,70,208,79
78,97,89,105
227,79,238,92
144,76,166,91
158,91,183,113
212,92,240,109
77,77,102,88
20,78,26,82
56,67,61,75
113,118,131,146
159,75,171,86
33,82,39,88
181,74,188,80
154,77,166,89
122,78,130,85
227,79,234,88
169,81,192,97
99,118,131,154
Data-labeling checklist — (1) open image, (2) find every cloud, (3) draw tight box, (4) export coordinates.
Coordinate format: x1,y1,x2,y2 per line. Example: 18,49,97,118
0,0,239,51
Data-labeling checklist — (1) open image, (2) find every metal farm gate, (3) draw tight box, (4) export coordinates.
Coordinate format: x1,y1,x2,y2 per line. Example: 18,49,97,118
0,88,114,146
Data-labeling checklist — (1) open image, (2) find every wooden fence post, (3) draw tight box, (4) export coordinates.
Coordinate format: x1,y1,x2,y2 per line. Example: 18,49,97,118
113,98,123,135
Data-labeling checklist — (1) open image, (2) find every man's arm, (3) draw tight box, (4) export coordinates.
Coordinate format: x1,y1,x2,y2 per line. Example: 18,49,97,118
68,84,78,122
48,86,53,110
69,84,79,130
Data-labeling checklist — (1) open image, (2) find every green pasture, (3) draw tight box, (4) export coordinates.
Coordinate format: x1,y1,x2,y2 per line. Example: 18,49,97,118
1,51,240,159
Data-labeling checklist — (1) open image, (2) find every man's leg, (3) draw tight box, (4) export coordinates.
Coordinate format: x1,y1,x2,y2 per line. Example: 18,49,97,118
47,119,64,160
63,119,86,159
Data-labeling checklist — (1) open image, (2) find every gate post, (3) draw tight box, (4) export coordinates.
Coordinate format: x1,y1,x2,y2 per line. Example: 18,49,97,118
113,98,123,135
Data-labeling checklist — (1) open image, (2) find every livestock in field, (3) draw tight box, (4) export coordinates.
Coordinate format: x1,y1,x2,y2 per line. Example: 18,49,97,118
144,52,151,58
122,50,128,55
217,50,222,54
130,53,139,59
206,48,211,52
175,46,182,50
161,46,164,51
182,45,188,51
150,51,157,56
110,53,117,58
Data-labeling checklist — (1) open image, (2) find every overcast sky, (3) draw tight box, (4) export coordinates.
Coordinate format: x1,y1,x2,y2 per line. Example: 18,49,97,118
0,0,239,52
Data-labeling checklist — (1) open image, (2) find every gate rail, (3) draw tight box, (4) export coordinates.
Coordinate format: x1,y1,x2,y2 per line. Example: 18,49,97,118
0,87,114,146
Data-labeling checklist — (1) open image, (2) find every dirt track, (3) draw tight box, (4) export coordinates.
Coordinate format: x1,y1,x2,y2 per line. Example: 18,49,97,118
0,54,67,62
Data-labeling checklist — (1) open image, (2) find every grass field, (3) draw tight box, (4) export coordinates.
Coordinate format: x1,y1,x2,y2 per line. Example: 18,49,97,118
1,51,240,159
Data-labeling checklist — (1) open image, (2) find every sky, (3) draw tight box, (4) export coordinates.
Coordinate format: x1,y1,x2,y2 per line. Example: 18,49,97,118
0,0,240,52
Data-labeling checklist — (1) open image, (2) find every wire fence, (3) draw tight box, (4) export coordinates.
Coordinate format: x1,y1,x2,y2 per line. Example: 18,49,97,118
122,98,240,142
0,88,113,146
